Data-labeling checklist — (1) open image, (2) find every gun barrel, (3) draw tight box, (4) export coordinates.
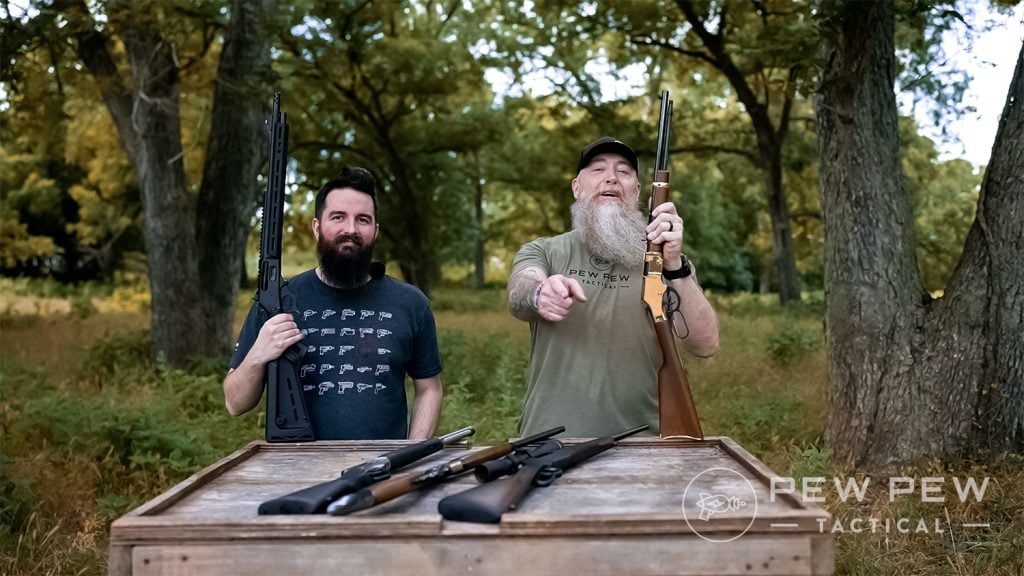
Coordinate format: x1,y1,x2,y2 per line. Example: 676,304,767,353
612,424,649,441
438,426,476,444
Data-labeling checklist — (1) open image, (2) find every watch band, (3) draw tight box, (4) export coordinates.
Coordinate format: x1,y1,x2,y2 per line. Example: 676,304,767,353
662,255,693,280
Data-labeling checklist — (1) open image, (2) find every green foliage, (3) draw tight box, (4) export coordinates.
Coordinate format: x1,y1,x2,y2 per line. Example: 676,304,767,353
429,288,507,313
78,330,154,383
434,329,529,443
0,451,31,537
790,443,832,482
2,288,1023,574
899,118,980,292
766,324,821,366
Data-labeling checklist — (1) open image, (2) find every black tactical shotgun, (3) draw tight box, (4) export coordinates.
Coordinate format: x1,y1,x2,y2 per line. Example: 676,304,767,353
258,426,475,515
260,93,314,443
437,425,648,523
326,426,564,516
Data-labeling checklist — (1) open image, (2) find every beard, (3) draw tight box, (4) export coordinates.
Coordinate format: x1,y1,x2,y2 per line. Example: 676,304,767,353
571,195,647,266
316,229,375,288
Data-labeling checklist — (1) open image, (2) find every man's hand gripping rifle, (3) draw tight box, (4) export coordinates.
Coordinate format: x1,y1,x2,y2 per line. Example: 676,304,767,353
260,93,314,442
642,91,703,440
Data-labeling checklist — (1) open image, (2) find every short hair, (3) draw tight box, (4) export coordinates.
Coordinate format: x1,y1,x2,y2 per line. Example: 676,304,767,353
315,165,377,219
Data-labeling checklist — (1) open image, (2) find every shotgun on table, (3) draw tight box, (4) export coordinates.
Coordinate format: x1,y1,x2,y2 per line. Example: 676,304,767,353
258,426,475,514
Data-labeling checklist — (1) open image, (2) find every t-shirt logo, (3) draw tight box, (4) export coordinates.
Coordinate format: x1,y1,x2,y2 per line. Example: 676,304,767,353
590,255,615,271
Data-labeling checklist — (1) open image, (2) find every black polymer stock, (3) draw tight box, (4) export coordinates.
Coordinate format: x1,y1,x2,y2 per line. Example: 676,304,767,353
258,426,475,515
437,425,649,523
260,93,314,443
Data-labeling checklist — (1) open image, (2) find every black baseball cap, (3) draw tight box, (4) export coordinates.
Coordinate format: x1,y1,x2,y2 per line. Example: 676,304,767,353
577,136,639,174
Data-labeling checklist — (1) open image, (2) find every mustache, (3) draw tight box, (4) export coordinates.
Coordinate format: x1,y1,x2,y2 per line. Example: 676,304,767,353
333,233,364,247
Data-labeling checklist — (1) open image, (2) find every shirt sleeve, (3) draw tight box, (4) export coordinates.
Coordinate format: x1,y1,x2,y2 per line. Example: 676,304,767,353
510,237,551,277
228,303,263,370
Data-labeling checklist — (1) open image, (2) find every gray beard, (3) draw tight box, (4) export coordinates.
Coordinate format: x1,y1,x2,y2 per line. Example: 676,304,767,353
571,197,646,266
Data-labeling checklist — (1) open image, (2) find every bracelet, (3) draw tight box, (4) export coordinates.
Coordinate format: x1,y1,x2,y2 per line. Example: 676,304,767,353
533,283,543,310
662,254,693,280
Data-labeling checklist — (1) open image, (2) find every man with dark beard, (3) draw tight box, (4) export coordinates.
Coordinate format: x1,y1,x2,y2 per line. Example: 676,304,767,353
223,166,443,440
508,137,719,437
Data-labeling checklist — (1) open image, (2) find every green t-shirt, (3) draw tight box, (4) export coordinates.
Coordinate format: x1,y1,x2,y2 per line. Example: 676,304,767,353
512,231,661,437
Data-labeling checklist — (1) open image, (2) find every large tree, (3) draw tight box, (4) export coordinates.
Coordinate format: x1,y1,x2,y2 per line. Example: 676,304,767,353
40,0,274,363
816,0,1023,468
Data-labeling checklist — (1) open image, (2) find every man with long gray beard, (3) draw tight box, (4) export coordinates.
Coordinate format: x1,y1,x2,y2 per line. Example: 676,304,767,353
223,166,443,440
508,137,719,437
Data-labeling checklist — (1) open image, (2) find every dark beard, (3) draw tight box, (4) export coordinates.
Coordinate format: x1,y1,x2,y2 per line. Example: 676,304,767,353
317,232,375,288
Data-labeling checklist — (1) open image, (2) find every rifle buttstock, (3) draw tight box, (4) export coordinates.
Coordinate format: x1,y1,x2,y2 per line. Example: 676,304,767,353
653,319,703,439
438,464,542,524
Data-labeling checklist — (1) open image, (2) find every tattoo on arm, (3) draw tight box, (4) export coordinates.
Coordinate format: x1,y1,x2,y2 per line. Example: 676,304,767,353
508,266,546,320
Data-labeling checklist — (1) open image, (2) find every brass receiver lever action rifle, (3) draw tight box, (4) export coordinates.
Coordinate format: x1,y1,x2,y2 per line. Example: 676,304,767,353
641,90,703,440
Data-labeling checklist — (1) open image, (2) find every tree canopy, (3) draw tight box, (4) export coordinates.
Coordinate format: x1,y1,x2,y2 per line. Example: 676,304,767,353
1,0,1009,369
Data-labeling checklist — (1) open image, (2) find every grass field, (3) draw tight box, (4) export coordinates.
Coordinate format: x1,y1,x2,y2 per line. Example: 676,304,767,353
1,278,1021,575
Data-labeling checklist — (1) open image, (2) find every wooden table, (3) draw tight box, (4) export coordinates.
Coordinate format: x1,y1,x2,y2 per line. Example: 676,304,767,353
109,437,833,575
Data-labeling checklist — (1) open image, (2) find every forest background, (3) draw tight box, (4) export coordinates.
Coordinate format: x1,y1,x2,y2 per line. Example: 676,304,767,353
1,1,1022,574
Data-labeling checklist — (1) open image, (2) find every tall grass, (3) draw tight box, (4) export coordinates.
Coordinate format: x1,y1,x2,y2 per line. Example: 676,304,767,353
1,287,1021,575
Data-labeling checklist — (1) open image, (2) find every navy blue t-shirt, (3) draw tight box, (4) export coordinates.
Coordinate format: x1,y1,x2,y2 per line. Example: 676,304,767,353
229,269,442,439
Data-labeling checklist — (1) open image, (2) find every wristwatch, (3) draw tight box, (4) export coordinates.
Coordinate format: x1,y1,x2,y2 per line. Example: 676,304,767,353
662,254,693,280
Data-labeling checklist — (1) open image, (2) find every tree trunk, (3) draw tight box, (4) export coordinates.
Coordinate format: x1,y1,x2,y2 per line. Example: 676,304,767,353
110,1,211,365
963,44,1024,452
64,0,273,364
816,0,1024,469
473,160,486,290
195,0,275,356
763,143,801,304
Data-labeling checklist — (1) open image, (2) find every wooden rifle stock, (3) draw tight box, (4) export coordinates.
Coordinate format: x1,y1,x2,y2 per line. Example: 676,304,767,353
642,91,703,440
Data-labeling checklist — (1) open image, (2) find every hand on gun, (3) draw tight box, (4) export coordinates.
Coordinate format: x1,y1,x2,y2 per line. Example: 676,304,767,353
647,201,686,270
535,275,588,322
249,312,304,365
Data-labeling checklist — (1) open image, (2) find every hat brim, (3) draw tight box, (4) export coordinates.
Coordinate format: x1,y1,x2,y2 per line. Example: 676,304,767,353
577,141,638,173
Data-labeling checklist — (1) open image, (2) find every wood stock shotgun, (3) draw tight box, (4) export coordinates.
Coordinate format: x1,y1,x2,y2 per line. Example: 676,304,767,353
260,93,314,442
259,426,476,514
642,91,704,440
